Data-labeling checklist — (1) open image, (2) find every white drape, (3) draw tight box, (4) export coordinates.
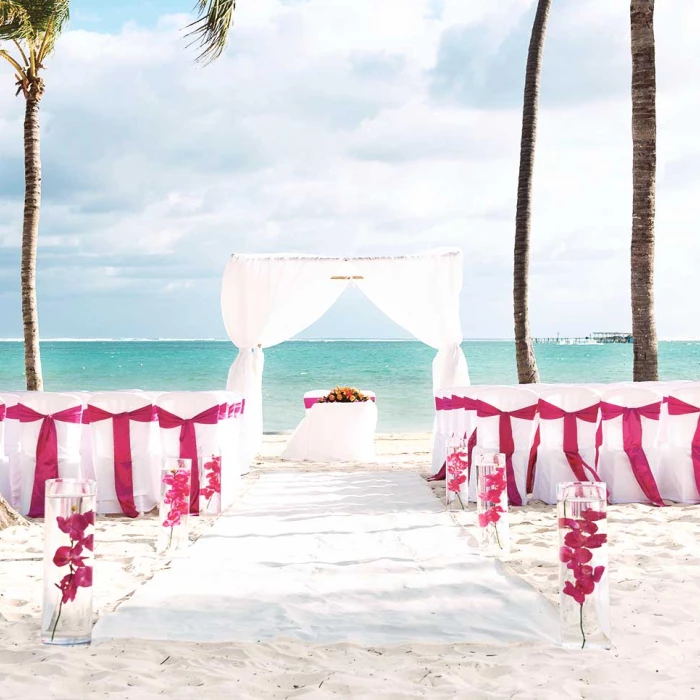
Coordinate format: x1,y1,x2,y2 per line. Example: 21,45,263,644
221,250,469,465
222,255,349,463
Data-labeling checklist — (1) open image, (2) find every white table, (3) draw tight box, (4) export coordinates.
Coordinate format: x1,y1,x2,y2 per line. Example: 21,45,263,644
281,391,377,462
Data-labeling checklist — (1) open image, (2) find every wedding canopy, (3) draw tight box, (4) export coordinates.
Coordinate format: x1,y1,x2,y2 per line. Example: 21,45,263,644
221,250,470,462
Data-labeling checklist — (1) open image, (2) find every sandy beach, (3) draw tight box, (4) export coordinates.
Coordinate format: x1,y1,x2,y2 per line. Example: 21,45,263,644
1,433,699,699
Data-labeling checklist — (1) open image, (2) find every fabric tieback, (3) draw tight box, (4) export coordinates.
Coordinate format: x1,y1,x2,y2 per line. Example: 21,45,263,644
599,401,664,507
85,404,157,518
14,403,84,517
157,404,222,515
667,396,700,494
538,400,602,483
475,401,538,506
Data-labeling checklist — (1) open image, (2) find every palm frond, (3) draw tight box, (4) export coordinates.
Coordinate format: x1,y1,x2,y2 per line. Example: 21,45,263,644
0,0,69,54
186,0,236,64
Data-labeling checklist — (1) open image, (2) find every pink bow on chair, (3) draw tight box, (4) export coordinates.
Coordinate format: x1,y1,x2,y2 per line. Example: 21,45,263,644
476,400,538,506
85,404,157,518
14,403,84,517
157,404,223,514
666,396,700,494
599,401,664,507
538,400,602,483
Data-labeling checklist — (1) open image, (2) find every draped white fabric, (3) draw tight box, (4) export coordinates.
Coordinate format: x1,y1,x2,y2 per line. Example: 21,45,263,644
221,250,469,464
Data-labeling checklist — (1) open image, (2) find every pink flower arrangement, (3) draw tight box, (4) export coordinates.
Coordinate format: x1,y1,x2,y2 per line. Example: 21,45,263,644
162,466,191,548
477,468,507,529
51,509,94,641
446,450,468,494
200,455,221,505
559,508,607,648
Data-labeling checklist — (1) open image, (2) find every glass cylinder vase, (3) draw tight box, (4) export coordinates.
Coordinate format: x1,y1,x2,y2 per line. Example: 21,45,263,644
445,438,468,510
199,450,222,516
475,453,510,556
558,482,611,649
41,478,97,645
158,458,191,554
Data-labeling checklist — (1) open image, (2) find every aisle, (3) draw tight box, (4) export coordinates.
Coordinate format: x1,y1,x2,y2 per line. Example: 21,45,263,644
92,472,558,645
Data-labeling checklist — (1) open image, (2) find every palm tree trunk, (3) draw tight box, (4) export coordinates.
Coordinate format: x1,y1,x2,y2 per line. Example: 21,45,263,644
630,0,658,382
513,0,551,384
22,87,44,391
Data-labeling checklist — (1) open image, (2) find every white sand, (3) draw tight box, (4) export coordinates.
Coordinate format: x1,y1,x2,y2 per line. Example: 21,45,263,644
1,433,699,699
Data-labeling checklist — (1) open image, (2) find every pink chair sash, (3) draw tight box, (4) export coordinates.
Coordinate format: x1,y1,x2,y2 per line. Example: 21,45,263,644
476,401,538,506
14,403,83,517
0,404,5,422
85,404,156,518
157,404,222,514
452,396,478,412
538,400,602,483
599,401,664,507
225,400,244,418
305,396,376,409
667,396,700,494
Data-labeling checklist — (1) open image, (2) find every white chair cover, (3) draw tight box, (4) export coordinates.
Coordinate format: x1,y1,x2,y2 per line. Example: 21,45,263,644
17,392,84,516
282,390,377,462
0,392,21,507
598,386,663,504
88,392,160,515
473,386,539,505
531,386,601,505
658,386,700,503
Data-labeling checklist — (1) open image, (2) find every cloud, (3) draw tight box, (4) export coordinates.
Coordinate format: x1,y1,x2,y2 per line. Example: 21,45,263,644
0,0,697,340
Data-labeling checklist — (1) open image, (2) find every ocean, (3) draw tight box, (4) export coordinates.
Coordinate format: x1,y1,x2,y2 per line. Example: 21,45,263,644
1,340,699,432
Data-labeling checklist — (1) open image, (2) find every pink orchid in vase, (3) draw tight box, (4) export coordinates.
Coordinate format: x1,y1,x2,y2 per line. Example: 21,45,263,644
200,455,222,514
476,456,508,553
50,508,95,642
161,463,191,550
559,508,607,648
446,446,468,509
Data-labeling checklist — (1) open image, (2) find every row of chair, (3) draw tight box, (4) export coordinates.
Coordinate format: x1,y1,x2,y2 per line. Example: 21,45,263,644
433,382,700,505
0,390,245,517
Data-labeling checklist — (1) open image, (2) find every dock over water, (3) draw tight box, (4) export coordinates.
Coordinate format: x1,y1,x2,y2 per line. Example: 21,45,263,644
533,332,633,345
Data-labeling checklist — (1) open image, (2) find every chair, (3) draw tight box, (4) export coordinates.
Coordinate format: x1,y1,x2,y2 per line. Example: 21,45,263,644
0,392,21,508
203,389,245,507
658,385,700,503
86,391,160,516
598,386,664,505
16,392,84,517
156,392,227,514
474,386,539,506
431,387,455,476
531,386,601,504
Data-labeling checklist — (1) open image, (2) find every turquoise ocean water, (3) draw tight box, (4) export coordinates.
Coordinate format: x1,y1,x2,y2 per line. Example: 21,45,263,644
1,340,699,432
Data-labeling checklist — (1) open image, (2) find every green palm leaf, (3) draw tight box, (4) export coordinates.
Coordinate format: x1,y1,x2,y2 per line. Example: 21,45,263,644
187,0,236,64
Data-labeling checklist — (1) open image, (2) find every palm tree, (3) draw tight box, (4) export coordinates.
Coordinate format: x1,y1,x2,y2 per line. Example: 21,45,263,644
630,0,658,381
188,0,237,63
1,1,70,391
513,0,551,384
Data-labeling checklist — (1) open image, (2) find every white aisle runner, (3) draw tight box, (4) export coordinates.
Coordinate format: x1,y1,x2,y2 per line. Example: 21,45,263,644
93,472,558,645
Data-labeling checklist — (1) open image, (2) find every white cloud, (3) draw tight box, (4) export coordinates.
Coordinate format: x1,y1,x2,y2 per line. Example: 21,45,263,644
0,0,697,339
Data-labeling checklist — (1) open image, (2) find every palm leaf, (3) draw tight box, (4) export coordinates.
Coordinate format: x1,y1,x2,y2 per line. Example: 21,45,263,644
186,0,236,64
0,0,69,53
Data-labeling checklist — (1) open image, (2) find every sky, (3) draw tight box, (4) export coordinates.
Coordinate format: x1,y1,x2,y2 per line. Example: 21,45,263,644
0,0,698,340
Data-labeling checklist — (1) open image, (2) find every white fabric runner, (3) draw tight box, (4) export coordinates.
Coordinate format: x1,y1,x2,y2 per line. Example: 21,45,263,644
93,472,557,645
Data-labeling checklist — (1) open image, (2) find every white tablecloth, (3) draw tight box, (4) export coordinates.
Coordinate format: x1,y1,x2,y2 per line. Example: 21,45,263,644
282,400,378,462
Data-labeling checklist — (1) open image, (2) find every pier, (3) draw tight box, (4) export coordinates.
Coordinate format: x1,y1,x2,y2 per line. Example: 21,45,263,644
533,332,633,345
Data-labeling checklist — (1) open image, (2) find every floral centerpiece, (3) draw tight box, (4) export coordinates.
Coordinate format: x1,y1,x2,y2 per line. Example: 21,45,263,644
158,458,192,553
42,479,96,645
317,387,370,403
558,482,611,649
475,453,510,556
